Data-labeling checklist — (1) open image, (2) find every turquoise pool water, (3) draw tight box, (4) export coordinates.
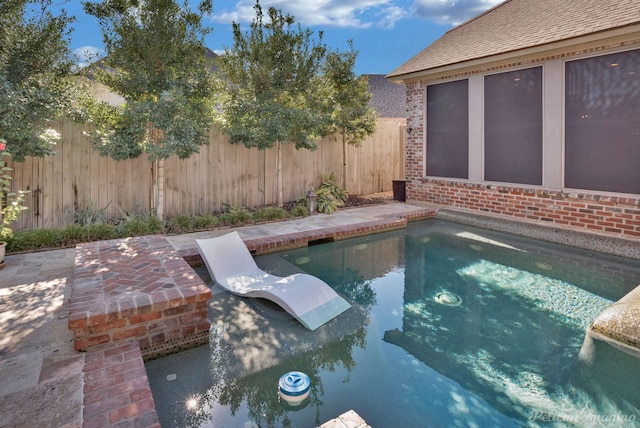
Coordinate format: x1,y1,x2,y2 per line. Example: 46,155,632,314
146,220,640,427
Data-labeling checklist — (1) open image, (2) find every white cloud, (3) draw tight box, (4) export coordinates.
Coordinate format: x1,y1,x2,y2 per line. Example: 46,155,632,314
212,0,402,29
377,6,408,29
210,0,501,31
73,45,104,68
411,0,502,26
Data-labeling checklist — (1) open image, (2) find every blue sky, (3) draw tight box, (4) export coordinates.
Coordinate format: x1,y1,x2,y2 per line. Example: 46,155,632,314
61,0,503,75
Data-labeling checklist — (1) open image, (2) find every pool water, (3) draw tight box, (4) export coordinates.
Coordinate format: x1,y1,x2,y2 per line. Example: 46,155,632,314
146,220,640,427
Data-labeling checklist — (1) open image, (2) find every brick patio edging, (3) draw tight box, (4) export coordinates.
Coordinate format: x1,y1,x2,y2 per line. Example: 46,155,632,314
83,341,160,428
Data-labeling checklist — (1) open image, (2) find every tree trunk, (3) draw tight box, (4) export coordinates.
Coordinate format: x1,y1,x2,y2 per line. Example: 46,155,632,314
153,158,165,220
276,141,283,207
150,125,165,220
342,132,348,190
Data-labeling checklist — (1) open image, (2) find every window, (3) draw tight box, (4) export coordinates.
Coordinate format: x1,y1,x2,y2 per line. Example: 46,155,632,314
426,79,469,179
484,67,543,185
565,49,640,194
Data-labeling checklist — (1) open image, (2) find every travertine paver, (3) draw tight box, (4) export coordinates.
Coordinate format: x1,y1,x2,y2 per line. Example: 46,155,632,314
0,248,83,428
319,410,372,428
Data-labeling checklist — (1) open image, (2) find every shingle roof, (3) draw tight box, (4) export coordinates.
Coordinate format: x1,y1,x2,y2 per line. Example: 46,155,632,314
388,0,640,79
366,74,406,118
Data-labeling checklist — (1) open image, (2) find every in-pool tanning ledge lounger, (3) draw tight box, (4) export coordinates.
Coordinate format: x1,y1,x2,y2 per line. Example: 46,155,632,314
196,231,351,330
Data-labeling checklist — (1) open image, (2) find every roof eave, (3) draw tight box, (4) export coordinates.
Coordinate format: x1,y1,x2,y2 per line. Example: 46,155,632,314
387,23,640,84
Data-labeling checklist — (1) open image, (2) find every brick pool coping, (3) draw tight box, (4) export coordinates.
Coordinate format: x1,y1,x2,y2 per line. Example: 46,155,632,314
73,208,437,428
177,209,437,264
69,235,212,357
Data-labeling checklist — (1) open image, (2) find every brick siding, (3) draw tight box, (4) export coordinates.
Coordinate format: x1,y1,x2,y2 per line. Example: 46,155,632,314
407,179,640,238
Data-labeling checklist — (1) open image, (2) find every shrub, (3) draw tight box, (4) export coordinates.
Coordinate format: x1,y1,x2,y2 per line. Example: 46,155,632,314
315,172,349,214
82,223,119,241
117,210,165,236
219,204,251,225
6,229,41,252
192,213,219,230
146,215,165,234
117,212,164,237
59,224,86,243
252,206,288,222
118,217,149,237
0,146,29,241
6,223,121,253
167,215,194,233
289,204,309,217
74,199,112,225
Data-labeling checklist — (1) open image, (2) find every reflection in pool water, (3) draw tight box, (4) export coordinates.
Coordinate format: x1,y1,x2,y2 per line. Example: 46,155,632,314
146,220,640,427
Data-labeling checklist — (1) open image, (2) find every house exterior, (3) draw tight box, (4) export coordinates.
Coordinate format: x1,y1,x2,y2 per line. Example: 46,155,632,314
387,0,640,239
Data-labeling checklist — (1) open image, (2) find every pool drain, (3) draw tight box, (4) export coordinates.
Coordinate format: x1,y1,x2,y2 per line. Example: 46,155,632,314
278,371,311,406
435,291,462,306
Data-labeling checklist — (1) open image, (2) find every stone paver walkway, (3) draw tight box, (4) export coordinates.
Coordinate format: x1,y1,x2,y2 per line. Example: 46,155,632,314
0,248,83,428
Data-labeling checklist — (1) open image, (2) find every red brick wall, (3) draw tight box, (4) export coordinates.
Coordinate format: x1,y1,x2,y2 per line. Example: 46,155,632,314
407,179,640,238
70,299,211,355
404,77,640,240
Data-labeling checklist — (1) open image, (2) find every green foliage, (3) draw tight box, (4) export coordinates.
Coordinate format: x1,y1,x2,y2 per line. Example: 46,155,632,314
324,42,377,147
118,217,152,237
81,223,119,241
167,214,194,233
315,172,348,214
217,1,333,206
73,199,111,225
6,223,119,252
21,227,60,249
5,229,40,252
217,1,331,150
117,211,165,236
321,172,349,203
0,147,29,240
83,0,217,161
289,203,309,217
252,206,287,222
219,203,251,225
324,41,377,189
5,197,325,253
0,1,86,161
192,213,220,231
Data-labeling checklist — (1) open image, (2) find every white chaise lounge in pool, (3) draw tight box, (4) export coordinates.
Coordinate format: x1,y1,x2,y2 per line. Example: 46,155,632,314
196,231,351,330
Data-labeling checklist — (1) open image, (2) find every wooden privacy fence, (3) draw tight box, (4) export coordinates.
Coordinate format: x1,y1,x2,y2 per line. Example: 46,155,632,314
7,117,406,231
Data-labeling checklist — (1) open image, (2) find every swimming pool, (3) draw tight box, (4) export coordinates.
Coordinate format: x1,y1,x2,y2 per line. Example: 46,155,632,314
146,219,640,427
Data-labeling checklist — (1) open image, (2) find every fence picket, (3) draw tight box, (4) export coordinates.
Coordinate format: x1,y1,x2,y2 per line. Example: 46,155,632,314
9,118,404,231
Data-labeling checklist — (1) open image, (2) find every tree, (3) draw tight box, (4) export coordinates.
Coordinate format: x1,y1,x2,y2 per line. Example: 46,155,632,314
0,0,83,161
324,41,377,190
82,0,217,161
216,0,332,207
